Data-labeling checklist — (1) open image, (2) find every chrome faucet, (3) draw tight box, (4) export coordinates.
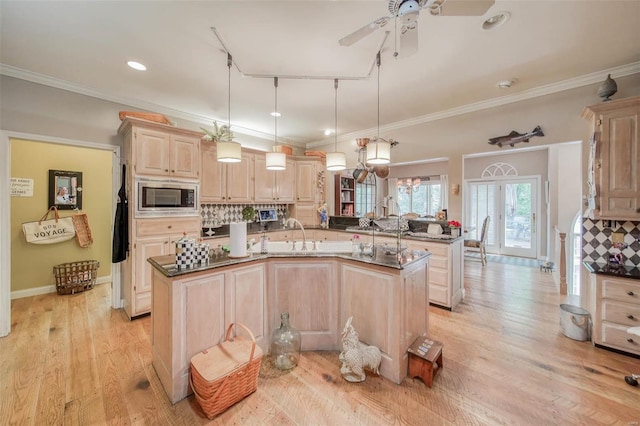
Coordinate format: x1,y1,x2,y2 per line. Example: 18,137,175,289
371,196,402,263
285,217,307,251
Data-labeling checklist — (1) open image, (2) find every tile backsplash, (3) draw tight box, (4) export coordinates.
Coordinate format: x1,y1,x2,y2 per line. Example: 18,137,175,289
582,218,640,266
201,204,289,227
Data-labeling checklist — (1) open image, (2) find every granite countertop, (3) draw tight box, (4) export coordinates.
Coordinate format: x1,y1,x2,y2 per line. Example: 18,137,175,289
148,247,431,278
583,261,640,280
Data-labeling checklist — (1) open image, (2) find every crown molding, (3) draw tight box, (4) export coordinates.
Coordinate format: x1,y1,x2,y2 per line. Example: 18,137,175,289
3,61,638,149
0,64,304,145
307,61,640,148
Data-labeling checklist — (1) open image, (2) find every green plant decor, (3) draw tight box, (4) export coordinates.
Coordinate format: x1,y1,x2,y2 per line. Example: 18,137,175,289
242,206,256,222
201,120,235,143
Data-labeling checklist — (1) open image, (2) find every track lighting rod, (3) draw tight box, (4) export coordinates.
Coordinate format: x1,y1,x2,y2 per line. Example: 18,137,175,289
211,27,389,82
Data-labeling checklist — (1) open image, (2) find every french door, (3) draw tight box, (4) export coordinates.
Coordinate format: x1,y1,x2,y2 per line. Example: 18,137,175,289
466,177,539,258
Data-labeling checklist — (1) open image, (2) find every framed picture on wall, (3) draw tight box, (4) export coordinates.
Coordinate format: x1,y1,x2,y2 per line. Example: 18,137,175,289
49,169,82,210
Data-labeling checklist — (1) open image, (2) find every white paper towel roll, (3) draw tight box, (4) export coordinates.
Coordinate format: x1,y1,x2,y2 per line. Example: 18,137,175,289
230,222,247,258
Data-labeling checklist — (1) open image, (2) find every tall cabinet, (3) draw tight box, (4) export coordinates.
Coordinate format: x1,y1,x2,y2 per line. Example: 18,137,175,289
118,118,202,319
582,96,640,220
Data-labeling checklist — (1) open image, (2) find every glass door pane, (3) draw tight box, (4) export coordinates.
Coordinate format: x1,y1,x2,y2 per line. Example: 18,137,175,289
466,182,497,251
501,179,537,258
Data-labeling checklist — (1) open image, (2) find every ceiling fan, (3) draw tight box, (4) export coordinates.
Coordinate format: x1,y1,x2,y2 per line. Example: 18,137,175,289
339,0,495,56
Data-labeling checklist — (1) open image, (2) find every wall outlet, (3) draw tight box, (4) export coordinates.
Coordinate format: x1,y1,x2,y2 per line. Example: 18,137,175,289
612,232,625,243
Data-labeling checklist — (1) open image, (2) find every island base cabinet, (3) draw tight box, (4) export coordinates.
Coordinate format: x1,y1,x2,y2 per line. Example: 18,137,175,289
340,261,428,384
268,260,339,350
151,262,267,403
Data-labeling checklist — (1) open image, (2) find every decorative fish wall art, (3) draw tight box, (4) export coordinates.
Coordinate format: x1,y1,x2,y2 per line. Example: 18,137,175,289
488,125,544,148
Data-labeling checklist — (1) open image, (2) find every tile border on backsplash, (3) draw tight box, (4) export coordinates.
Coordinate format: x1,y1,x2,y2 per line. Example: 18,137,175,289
201,204,289,227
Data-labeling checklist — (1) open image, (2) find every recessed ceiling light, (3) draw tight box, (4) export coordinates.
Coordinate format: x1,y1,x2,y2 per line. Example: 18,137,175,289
482,12,510,30
324,129,333,136
127,61,147,71
270,111,281,117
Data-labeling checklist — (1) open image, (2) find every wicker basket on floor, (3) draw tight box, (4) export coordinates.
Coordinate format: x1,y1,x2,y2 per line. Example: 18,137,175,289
190,323,262,419
53,260,100,295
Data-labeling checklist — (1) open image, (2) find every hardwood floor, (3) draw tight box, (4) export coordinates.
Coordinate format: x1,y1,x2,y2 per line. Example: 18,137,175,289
2,261,640,425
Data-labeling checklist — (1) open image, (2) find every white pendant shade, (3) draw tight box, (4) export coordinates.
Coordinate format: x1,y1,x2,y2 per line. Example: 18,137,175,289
326,152,347,171
217,141,242,163
266,152,286,170
366,139,391,165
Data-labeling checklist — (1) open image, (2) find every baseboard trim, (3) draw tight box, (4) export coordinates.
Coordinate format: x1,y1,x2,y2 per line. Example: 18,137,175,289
11,276,111,300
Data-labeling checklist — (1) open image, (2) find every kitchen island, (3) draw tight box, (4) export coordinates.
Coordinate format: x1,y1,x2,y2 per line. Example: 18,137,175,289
148,245,430,403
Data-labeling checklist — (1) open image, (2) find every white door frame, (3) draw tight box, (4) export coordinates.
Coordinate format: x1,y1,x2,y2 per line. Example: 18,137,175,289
465,175,541,259
0,130,121,337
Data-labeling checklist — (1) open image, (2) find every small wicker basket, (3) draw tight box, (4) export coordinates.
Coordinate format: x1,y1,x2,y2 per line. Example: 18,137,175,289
190,323,262,419
71,213,93,248
53,260,100,295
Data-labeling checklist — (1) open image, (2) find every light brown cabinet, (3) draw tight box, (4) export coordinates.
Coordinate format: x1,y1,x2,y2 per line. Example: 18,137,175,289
404,238,464,310
200,144,253,203
151,261,267,403
125,217,200,319
118,118,204,319
253,154,296,203
590,274,640,356
295,160,319,202
582,96,640,219
131,126,200,179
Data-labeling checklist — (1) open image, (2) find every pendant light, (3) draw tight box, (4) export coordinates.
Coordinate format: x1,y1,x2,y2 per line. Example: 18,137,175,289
366,52,391,165
326,78,347,171
266,77,286,170
217,53,242,163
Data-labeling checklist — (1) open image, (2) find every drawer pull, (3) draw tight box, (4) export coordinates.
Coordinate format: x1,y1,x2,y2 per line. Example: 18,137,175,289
628,338,635,343
628,314,636,320
628,291,636,296
168,225,172,229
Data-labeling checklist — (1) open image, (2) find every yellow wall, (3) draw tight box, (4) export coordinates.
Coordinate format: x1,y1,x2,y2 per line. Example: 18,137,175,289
10,139,113,292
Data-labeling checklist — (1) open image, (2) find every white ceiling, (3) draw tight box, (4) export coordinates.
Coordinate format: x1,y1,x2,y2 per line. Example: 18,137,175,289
1,1,639,148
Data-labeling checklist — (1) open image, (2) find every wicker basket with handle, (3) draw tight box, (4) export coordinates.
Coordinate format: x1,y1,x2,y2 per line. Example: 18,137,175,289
189,323,263,419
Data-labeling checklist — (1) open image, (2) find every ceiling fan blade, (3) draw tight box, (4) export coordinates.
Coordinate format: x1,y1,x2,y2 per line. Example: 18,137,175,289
339,16,390,47
398,25,418,58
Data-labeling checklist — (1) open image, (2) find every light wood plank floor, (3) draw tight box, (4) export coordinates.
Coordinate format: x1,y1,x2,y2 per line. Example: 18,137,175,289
2,261,640,425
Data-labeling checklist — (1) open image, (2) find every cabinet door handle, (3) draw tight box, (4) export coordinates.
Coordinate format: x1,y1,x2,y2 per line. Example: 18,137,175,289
628,314,635,320
628,291,636,296
171,169,175,173
164,169,169,172
636,207,640,213
168,225,172,229
628,338,635,343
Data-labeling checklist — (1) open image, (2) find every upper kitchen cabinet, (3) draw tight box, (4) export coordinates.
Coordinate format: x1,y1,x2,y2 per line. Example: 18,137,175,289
295,159,321,202
200,143,253,203
119,118,201,179
254,153,296,203
582,96,640,219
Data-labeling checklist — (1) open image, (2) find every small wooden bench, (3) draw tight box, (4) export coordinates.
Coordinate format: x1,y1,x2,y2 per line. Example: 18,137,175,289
407,336,443,388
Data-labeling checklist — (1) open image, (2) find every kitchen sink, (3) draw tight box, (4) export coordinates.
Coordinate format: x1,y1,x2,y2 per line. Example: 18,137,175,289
249,240,353,254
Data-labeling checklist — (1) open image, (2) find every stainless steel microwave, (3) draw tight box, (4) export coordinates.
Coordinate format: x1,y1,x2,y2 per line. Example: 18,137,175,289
135,178,199,217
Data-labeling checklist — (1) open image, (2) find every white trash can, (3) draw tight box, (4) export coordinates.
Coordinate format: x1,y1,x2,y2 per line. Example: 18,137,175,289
559,304,591,341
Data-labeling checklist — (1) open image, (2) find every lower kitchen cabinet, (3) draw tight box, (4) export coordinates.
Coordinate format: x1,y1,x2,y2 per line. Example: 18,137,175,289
151,262,267,403
402,238,464,310
590,274,640,356
124,217,200,319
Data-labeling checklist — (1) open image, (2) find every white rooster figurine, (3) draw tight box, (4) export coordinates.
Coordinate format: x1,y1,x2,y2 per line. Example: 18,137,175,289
339,316,382,382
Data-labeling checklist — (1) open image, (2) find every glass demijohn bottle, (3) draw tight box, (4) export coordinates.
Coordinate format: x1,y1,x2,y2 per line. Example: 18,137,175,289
270,312,301,370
